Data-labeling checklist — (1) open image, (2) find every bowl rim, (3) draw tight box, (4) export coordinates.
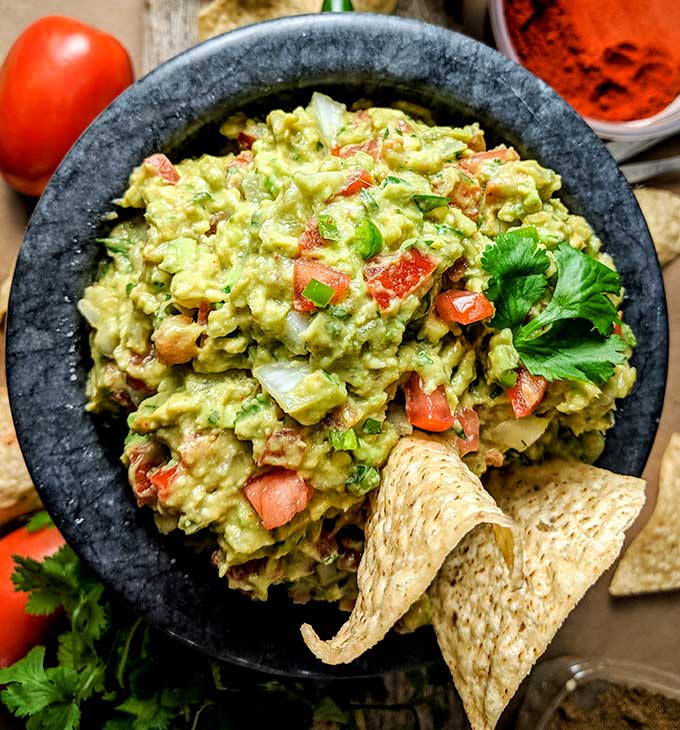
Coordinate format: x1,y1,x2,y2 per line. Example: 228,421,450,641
6,12,668,679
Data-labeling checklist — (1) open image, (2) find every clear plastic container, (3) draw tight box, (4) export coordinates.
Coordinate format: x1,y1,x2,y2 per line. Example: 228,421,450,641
516,657,680,730
489,0,680,142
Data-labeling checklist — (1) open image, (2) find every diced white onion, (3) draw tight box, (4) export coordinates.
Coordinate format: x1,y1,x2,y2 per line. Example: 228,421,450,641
485,417,549,453
253,361,312,411
310,92,346,148
284,311,311,355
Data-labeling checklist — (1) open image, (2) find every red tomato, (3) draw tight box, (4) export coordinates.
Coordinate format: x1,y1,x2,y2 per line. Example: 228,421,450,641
0,16,133,196
196,300,211,326
148,463,180,499
298,221,324,253
449,179,483,220
237,131,257,150
453,408,480,456
0,523,65,668
404,373,454,432
365,248,438,310
143,153,179,184
506,367,548,419
293,259,351,312
337,169,374,197
435,290,494,325
128,440,165,507
244,469,314,530
332,139,381,159
457,146,519,175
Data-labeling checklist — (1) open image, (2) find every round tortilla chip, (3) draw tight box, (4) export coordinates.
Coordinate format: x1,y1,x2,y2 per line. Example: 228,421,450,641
610,433,680,596
198,0,398,40
300,432,522,665
634,187,680,266
430,460,645,730
0,386,42,526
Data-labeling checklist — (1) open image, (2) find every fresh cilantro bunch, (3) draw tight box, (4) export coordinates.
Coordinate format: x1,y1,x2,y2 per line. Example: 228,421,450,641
0,542,452,729
482,227,629,383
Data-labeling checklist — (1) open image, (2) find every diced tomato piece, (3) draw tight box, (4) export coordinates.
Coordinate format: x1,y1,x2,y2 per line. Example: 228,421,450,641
337,169,374,197
148,463,180,499
258,428,307,468
449,179,483,220
197,300,211,325
334,139,381,160
485,447,504,467
506,367,548,419
397,120,412,133
128,440,165,507
143,153,179,184
237,131,257,150
458,147,519,175
435,290,494,325
298,220,324,253
404,373,454,432
228,150,252,169
453,408,480,456
244,468,314,530
293,259,351,312
365,248,438,310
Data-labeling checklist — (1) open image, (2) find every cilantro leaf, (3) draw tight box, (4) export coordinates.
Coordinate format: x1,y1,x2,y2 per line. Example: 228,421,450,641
516,321,627,383
0,648,80,721
24,511,54,533
519,242,621,338
481,227,549,331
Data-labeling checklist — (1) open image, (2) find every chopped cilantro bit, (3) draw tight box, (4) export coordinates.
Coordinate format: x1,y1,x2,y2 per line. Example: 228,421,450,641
346,464,380,495
384,175,404,185
413,194,449,212
125,282,134,296
317,214,340,241
96,236,131,256
383,128,390,139
190,191,213,205
208,410,220,425
327,305,351,319
302,278,336,308
235,393,271,420
359,187,379,212
329,429,359,451
353,218,383,260
362,418,382,434
435,223,465,237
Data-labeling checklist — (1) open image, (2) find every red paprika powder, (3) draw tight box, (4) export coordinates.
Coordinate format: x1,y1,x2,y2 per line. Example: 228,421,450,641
504,0,680,122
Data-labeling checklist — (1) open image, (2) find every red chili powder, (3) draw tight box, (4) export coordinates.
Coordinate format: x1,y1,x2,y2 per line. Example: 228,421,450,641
504,0,680,122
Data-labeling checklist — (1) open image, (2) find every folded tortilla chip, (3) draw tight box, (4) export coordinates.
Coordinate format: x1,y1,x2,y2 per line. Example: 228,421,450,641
610,433,680,596
300,432,522,665
0,386,42,526
199,0,398,40
634,187,680,266
430,460,645,730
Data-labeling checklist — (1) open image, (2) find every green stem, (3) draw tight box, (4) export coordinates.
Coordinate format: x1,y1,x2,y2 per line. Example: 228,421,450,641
116,616,142,689
321,0,355,11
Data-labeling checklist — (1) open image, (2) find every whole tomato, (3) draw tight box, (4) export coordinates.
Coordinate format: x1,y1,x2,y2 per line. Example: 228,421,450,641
0,522,65,668
0,16,133,196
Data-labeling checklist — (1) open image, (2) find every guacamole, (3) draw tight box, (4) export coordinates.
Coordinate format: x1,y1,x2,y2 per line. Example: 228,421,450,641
79,94,635,615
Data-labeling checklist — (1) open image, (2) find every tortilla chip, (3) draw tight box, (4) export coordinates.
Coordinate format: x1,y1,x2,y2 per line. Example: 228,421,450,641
610,433,680,596
198,0,398,40
300,432,522,665
0,387,42,526
634,187,680,266
430,460,645,730
0,273,10,322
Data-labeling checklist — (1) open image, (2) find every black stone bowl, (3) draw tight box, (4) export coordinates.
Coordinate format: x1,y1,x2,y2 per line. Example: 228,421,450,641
6,14,667,678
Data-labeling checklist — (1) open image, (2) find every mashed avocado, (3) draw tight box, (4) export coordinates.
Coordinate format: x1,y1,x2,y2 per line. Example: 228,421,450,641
79,94,635,618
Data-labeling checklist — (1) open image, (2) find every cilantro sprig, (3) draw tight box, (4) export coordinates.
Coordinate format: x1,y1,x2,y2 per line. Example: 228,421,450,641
0,543,453,729
482,227,628,383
